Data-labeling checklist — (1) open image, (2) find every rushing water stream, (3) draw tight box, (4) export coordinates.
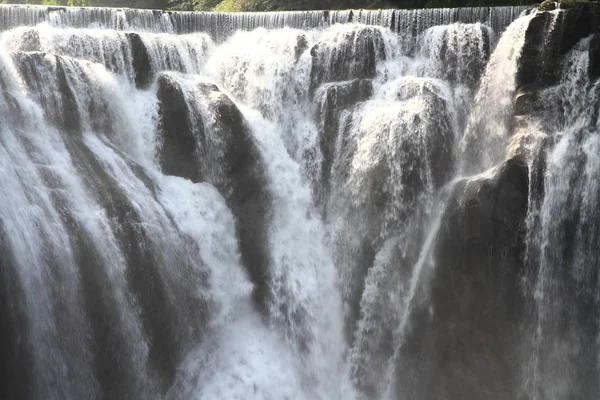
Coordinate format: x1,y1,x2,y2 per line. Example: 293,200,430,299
1,3,600,400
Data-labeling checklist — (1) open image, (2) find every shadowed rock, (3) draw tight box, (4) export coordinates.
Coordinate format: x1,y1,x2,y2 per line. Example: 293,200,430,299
518,4,600,90
310,26,386,93
157,74,203,183
157,74,272,316
198,83,273,316
589,33,600,80
0,228,30,400
11,53,82,134
127,32,153,89
62,137,208,397
315,78,373,211
396,158,529,400
326,77,456,348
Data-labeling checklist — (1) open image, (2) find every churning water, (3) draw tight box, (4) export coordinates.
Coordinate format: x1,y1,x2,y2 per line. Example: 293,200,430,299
1,3,599,400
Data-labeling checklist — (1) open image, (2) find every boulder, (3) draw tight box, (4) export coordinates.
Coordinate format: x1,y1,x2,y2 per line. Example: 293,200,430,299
126,32,153,89
0,231,30,400
156,75,273,315
589,33,600,80
196,85,273,316
310,26,386,92
315,78,373,211
518,3,600,89
11,53,83,134
396,158,530,400
326,77,455,346
156,74,203,183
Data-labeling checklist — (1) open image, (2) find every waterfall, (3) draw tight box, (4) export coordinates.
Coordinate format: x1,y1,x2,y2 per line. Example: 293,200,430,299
2,2,600,400
0,5,526,37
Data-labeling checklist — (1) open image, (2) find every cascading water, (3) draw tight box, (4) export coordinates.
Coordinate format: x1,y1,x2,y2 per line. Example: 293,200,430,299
2,2,600,400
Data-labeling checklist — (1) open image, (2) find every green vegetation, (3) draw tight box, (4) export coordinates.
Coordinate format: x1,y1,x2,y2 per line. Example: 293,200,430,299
1,0,540,11
538,0,591,10
2,0,180,8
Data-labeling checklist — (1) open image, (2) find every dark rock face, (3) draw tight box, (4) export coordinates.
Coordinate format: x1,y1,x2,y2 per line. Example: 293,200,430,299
295,33,309,61
518,4,600,90
326,77,456,347
397,158,530,400
0,230,30,400
518,11,560,90
434,24,491,87
310,26,386,93
126,32,153,89
513,84,543,117
589,33,600,80
196,84,273,317
315,78,373,211
556,3,600,55
156,74,272,315
63,138,209,398
157,74,203,183
11,53,82,134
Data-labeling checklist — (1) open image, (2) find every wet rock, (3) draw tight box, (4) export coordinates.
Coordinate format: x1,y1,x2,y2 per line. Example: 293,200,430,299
156,75,272,316
11,53,83,134
538,0,557,11
195,84,273,316
0,231,30,400
47,6,67,12
126,32,153,89
156,74,203,183
393,78,456,189
397,158,530,400
310,26,385,92
13,28,41,52
62,137,208,397
436,24,491,87
326,77,455,347
55,57,84,134
518,11,558,89
518,4,600,89
295,33,309,61
589,33,600,80
556,3,600,55
514,84,538,116
315,79,373,211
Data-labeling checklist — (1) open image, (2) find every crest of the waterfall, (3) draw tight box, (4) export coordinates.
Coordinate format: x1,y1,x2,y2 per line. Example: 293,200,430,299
0,4,527,39
0,5,175,32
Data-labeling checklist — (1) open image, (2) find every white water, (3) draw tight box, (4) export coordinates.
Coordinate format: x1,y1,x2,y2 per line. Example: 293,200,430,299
1,6,576,400
522,36,600,400
460,13,533,173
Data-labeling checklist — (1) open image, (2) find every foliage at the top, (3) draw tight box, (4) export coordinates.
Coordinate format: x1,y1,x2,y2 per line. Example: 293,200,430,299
1,0,537,11
2,0,176,8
